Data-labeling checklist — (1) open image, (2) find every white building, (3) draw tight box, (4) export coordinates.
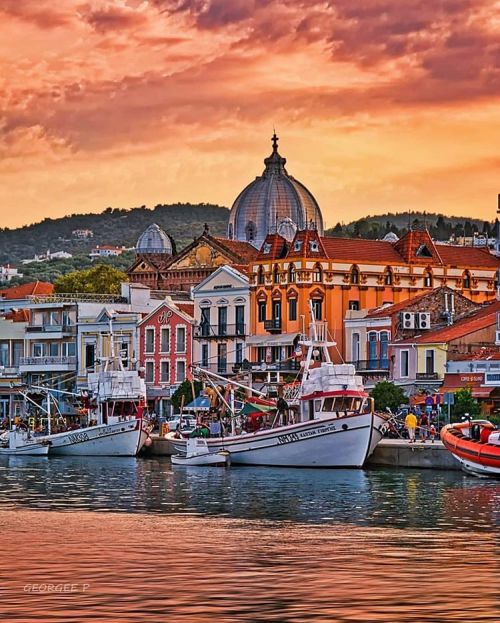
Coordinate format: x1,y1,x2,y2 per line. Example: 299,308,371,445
0,265,22,283
89,245,128,259
192,265,250,376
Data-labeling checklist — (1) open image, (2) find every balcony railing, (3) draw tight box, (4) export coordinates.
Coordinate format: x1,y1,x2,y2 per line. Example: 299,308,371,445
416,372,439,380
349,359,390,372
242,361,301,373
26,324,76,334
264,319,282,333
193,324,246,339
20,356,77,367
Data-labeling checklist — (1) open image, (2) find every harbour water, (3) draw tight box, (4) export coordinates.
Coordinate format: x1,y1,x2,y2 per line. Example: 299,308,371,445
0,456,498,622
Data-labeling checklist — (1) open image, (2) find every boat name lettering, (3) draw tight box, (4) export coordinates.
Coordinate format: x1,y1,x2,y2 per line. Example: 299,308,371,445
277,424,337,445
67,432,90,444
277,432,300,445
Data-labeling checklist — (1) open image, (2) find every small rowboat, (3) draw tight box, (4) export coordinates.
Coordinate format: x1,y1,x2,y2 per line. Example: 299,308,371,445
171,438,230,467
440,420,500,478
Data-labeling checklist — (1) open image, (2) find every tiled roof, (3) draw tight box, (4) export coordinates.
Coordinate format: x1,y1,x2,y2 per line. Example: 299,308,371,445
0,281,54,300
255,234,288,260
213,238,259,263
367,290,435,318
321,237,403,263
396,301,500,344
437,245,500,268
175,302,194,318
3,309,29,322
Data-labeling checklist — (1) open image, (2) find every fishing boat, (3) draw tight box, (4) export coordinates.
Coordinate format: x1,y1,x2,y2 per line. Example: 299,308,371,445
167,304,389,468
440,419,500,477
0,428,49,456
171,438,230,467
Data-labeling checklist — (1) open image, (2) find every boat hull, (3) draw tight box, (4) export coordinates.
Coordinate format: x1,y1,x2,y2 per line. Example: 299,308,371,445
167,412,386,468
43,420,148,456
0,442,49,456
441,422,500,478
171,452,229,467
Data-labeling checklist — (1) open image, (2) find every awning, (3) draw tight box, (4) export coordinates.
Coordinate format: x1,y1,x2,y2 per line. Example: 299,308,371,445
438,385,495,399
246,333,299,347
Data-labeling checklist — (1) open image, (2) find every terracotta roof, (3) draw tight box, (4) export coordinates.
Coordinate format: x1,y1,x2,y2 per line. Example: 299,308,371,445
436,245,500,268
0,281,54,300
321,237,403,263
256,233,288,261
175,302,194,317
396,301,500,344
3,309,29,322
367,290,436,318
213,237,259,263
286,229,327,259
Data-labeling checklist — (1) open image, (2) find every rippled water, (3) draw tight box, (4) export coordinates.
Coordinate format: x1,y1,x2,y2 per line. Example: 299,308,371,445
0,456,498,622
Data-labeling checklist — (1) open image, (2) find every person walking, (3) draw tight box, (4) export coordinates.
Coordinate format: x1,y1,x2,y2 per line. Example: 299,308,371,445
419,411,429,443
405,411,418,444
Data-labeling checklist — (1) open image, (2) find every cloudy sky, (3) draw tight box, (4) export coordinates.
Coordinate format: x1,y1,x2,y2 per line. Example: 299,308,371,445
1,0,499,229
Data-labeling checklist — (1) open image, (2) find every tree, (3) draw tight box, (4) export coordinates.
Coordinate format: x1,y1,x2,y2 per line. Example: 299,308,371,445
171,379,202,411
54,264,126,294
451,387,481,421
370,381,407,412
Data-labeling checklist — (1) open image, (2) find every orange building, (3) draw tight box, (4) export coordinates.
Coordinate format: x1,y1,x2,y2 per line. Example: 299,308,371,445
247,227,500,371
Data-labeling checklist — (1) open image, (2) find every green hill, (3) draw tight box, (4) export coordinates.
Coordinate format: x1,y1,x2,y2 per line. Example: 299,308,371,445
0,203,230,265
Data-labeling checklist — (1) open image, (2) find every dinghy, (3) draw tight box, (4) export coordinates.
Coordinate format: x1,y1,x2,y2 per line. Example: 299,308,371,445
171,438,230,467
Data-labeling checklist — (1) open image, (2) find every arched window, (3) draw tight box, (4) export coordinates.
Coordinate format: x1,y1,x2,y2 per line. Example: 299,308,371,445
350,266,360,285
245,221,256,242
424,269,433,288
257,265,265,285
463,270,471,289
288,263,296,283
273,264,280,284
313,263,322,283
384,267,393,286
380,331,390,368
368,331,378,370
228,223,233,239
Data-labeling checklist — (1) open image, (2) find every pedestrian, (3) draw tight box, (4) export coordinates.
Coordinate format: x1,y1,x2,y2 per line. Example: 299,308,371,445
405,411,418,444
419,411,429,443
429,424,436,443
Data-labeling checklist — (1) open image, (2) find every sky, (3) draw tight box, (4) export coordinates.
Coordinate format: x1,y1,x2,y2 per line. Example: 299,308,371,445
1,0,499,230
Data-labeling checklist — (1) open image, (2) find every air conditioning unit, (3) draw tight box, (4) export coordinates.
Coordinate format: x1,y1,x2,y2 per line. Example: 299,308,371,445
417,312,431,330
496,331,500,346
400,311,415,329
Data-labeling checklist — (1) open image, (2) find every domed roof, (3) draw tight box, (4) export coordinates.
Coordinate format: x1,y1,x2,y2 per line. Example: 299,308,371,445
136,223,175,255
382,231,399,243
227,134,324,248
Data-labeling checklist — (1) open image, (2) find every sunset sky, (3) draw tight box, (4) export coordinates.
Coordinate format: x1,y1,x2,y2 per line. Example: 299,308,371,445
1,0,499,230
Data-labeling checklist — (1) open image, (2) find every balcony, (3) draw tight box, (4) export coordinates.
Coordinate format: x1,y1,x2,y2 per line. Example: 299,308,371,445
264,319,282,334
26,324,76,336
349,359,390,373
19,356,77,373
193,324,246,339
416,372,440,381
243,360,301,373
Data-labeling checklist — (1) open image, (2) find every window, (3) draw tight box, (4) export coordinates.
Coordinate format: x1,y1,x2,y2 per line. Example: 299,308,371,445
217,343,227,374
160,327,170,353
348,300,360,311
62,342,76,357
311,299,322,320
272,300,282,325
258,301,266,323
368,331,378,370
416,244,432,258
273,264,280,284
0,343,8,367
463,271,471,289
288,264,296,283
293,240,303,252
160,361,169,383
380,331,389,368
201,344,209,368
289,298,297,321
245,221,256,242
176,360,186,383
384,268,393,285
271,346,282,361
235,305,245,335
424,270,433,288
257,346,266,363
85,343,95,370
12,342,23,366
400,350,409,378
200,307,210,337
218,307,227,336
309,240,319,252
235,342,243,365
425,349,435,374
145,361,154,383
350,266,360,284
313,264,322,282
176,327,186,353
263,243,271,254
145,328,154,353
351,333,360,364
49,343,58,357
257,266,265,285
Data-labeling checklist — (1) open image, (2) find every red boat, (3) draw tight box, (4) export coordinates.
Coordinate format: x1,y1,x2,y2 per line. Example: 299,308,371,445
440,420,500,478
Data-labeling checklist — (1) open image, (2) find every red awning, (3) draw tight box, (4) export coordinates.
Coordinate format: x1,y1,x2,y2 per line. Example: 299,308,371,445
471,387,495,399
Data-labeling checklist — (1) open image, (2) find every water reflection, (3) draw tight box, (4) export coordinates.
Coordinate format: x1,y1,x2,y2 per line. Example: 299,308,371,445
0,456,498,530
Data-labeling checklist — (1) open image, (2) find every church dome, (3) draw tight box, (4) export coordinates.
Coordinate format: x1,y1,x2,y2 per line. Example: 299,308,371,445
227,134,324,248
136,223,175,255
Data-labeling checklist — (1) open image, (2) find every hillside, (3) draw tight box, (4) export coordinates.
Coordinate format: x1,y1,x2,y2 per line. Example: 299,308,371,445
0,203,230,265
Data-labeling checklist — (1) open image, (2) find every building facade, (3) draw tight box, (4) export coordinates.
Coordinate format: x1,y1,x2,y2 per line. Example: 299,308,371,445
192,265,250,376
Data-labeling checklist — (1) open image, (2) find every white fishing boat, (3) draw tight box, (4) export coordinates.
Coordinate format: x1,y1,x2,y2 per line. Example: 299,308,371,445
0,428,49,456
167,304,389,468
171,438,230,467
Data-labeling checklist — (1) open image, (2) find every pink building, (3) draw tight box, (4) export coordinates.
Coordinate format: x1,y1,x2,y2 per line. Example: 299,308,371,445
138,299,194,415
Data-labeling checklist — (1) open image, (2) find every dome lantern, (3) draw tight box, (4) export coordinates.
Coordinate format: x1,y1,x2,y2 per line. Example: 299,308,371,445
136,223,175,256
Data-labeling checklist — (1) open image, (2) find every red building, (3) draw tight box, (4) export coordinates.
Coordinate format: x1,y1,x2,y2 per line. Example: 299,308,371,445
138,298,194,416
